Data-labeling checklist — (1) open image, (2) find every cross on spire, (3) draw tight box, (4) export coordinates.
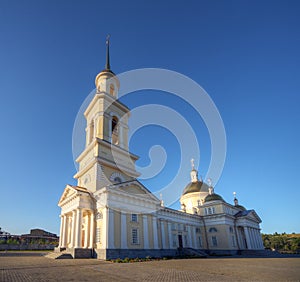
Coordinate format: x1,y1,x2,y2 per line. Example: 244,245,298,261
105,34,111,70
190,158,195,170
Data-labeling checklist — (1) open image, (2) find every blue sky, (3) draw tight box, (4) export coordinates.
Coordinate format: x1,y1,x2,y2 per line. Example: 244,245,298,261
0,0,299,235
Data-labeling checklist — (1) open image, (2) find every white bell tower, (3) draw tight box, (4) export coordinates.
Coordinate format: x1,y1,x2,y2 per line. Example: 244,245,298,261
74,36,140,192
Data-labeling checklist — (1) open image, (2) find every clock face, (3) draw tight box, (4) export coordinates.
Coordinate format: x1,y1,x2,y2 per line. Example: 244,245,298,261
110,172,125,184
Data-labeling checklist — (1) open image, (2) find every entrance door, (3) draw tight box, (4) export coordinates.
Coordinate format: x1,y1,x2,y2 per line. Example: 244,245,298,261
178,235,183,248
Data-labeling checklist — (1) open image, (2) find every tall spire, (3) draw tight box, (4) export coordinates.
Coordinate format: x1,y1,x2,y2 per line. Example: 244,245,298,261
105,34,111,70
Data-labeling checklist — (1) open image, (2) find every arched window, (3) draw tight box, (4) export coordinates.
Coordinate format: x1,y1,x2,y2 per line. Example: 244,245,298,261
209,227,218,233
110,84,115,96
111,116,119,145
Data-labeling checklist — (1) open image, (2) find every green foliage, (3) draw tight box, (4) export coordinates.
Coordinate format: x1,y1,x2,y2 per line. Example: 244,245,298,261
123,257,130,263
262,233,300,253
7,238,19,245
115,258,122,263
110,256,161,263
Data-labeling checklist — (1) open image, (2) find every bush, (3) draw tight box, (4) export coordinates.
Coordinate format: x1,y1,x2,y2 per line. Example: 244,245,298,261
7,238,19,245
123,257,130,263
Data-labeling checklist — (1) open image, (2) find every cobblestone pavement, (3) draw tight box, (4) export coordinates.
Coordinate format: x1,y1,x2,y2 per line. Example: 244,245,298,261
0,252,300,281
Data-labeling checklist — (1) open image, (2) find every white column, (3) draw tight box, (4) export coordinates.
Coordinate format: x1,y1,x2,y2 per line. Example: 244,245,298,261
167,222,172,249
75,208,82,248
89,212,94,248
248,228,253,249
258,230,264,249
67,216,72,246
63,215,69,248
143,215,149,249
255,229,261,249
235,228,240,248
250,228,257,249
108,115,112,143
253,230,257,249
108,208,115,249
244,227,252,249
84,213,89,248
161,220,166,249
70,210,76,248
119,124,124,148
103,208,108,249
121,212,127,249
152,216,159,249
59,215,64,247
188,226,193,248
193,227,197,249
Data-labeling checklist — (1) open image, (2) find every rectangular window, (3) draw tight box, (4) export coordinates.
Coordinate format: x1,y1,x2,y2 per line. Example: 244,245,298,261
171,223,176,230
132,228,139,244
131,214,138,222
212,236,218,246
96,227,101,243
196,227,201,233
206,207,215,215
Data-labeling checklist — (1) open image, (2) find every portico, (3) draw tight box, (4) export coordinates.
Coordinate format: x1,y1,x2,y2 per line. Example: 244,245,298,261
57,185,95,252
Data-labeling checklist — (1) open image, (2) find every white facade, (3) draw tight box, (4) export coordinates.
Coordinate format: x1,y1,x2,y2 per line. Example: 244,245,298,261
56,42,264,259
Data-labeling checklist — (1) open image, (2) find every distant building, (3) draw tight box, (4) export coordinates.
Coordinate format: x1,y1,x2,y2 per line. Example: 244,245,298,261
21,229,58,243
0,227,10,238
56,39,264,259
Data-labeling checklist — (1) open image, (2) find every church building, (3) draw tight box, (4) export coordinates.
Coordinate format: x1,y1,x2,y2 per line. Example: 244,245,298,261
55,39,264,259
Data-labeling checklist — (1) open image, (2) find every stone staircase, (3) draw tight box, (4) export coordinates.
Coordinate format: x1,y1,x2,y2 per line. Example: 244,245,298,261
45,250,73,259
177,248,208,258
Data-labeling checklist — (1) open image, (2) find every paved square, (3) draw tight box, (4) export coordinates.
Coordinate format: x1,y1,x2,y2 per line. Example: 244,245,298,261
1,252,300,281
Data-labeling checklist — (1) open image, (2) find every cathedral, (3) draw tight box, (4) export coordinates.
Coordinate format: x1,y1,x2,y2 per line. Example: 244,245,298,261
55,39,264,259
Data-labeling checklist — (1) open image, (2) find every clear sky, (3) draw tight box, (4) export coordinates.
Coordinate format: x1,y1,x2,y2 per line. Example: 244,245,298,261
0,0,299,235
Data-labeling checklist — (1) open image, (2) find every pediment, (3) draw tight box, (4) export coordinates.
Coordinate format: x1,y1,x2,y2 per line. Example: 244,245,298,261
121,184,147,195
248,210,262,223
235,209,262,223
58,185,76,205
113,180,160,203
58,185,90,206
